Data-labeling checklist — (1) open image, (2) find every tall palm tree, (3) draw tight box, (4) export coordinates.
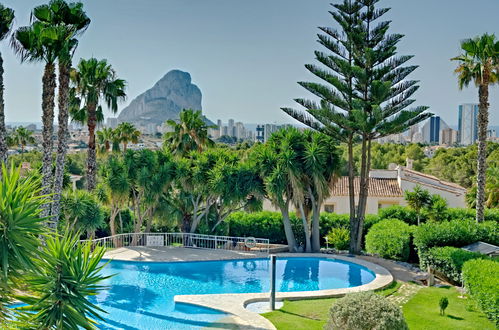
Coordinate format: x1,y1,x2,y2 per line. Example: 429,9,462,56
163,109,214,156
452,34,499,223
70,58,126,190
32,0,90,224
12,18,74,218
0,5,14,169
12,126,36,154
96,127,115,153
116,122,140,151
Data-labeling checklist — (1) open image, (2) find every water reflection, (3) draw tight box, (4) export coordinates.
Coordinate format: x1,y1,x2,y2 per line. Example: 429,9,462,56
280,258,320,291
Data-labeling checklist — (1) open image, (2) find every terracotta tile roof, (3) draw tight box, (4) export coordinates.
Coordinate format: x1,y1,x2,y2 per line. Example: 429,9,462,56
331,177,403,197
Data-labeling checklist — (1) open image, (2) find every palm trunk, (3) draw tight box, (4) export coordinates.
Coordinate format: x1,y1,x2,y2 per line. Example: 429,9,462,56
86,102,98,191
0,52,8,170
476,79,489,223
280,199,297,252
105,140,110,152
41,62,56,220
298,203,311,253
51,61,71,224
308,187,321,252
123,142,127,152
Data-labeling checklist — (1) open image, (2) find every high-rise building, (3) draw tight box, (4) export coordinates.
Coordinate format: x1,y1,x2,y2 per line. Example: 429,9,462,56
421,116,448,144
256,125,264,142
228,119,235,137
458,104,478,145
440,128,458,146
235,122,245,140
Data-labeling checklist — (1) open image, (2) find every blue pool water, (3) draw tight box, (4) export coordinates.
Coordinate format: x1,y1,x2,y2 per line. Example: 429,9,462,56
92,257,375,329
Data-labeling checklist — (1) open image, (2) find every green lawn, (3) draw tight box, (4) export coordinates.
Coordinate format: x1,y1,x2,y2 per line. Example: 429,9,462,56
403,286,495,330
262,284,495,330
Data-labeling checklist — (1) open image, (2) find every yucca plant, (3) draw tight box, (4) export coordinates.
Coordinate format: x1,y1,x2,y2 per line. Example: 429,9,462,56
16,232,110,329
0,165,46,307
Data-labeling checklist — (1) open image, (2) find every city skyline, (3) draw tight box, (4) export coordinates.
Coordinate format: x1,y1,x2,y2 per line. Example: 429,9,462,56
1,0,498,127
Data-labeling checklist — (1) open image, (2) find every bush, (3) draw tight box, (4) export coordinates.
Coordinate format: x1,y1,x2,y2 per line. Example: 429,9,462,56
419,246,487,284
325,291,408,330
226,211,304,244
378,205,419,225
365,219,413,261
325,227,350,250
413,219,499,254
462,259,499,325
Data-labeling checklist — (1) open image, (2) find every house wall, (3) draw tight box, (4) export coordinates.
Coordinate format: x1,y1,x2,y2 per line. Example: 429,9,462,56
262,196,404,215
399,179,466,208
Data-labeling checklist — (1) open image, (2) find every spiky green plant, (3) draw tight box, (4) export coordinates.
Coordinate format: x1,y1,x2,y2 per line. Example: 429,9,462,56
16,232,110,329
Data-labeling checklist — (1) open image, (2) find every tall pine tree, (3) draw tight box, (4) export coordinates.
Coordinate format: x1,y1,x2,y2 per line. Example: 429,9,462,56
283,0,431,253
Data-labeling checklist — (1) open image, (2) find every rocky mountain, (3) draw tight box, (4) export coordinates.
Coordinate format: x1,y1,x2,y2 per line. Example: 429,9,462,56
118,70,212,127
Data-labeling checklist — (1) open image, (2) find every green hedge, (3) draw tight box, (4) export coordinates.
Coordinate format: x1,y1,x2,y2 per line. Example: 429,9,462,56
226,211,303,244
419,247,486,284
378,206,499,224
462,259,499,325
413,219,499,254
378,206,419,225
365,219,413,261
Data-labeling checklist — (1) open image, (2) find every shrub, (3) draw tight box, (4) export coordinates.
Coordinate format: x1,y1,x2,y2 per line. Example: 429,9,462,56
378,205,419,225
226,211,304,244
325,291,408,330
365,219,413,261
439,297,449,315
462,259,499,325
413,219,499,254
325,227,350,250
419,246,487,284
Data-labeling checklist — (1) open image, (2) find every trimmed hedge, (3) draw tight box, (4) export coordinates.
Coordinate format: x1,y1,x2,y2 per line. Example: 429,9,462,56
226,211,303,244
419,246,486,284
462,259,499,325
413,219,499,254
365,219,413,261
379,206,419,225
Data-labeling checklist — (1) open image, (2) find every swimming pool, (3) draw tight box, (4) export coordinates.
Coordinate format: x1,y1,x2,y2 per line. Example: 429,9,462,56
92,257,376,329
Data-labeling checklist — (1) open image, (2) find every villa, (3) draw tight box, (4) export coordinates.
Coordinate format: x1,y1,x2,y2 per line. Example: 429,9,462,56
263,159,467,214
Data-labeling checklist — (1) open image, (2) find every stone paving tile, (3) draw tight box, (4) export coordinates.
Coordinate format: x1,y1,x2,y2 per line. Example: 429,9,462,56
387,282,423,307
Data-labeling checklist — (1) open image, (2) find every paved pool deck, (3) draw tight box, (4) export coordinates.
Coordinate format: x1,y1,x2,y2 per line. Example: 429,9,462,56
103,247,394,330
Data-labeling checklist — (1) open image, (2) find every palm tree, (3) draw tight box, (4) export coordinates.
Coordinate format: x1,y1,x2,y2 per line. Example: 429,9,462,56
452,34,499,223
116,122,140,151
163,109,214,156
32,0,91,224
70,58,126,190
0,5,14,169
404,185,431,226
12,126,36,154
12,18,74,218
96,127,116,153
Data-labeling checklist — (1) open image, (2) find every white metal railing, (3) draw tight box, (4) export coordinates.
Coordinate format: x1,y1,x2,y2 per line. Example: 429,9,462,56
80,232,270,253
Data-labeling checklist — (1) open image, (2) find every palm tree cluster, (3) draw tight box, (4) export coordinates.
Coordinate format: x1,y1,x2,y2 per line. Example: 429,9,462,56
283,0,431,253
96,122,141,154
452,34,499,222
7,126,36,154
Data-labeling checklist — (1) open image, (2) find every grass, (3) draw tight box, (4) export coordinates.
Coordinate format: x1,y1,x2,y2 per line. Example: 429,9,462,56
262,283,495,330
262,281,401,330
403,286,495,330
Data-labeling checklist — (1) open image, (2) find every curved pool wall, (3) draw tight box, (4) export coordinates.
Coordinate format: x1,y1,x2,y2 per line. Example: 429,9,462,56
92,256,379,329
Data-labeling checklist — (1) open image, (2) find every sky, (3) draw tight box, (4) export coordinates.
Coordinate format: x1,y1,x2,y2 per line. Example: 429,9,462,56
2,0,498,127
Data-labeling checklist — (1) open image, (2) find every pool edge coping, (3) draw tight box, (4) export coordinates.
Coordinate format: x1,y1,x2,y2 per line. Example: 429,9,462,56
173,253,394,330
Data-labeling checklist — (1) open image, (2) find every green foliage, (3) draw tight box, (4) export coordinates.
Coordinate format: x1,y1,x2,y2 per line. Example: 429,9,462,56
226,211,303,244
462,259,499,325
413,219,499,254
439,297,449,316
17,232,110,329
163,109,214,156
378,205,419,225
325,291,408,330
61,190,105,238
365,219,413,261
325,227,349,250
0,166,46,294
419,247,487,284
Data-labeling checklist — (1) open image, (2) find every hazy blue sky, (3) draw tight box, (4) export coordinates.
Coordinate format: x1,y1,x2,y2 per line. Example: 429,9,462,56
2,0,498,126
